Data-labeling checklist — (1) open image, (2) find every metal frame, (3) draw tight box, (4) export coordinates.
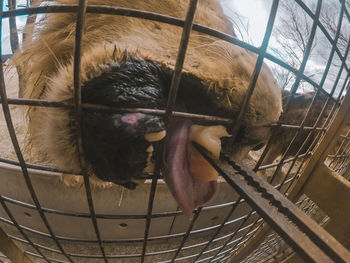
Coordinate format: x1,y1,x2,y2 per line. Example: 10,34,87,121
0,0,349,262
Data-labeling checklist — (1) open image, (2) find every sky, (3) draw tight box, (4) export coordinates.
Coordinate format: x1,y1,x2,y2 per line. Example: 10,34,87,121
221,0,273,46
1,0,348,94
1,0,27,54
220,0,349,95
1,0,274,54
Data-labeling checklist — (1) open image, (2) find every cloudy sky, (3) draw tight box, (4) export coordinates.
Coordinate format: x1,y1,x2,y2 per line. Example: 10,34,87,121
1,0,348,94
221,0,273,46
220,0,349,94
1,0,274,54
1,0,27,54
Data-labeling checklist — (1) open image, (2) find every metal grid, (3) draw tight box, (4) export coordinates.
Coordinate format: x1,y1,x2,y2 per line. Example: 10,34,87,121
0,0,349,262
327,119,350,177
241,194,331,263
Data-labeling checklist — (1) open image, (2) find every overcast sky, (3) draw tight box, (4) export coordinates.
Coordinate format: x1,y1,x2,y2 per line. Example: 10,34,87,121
221,0,273,46
1,0,275,54
221,0,349,94
0,0,290,54
1,0,27,54
1,0,348,95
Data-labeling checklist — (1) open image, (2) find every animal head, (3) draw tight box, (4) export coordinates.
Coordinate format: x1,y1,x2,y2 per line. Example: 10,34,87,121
15,0,282,217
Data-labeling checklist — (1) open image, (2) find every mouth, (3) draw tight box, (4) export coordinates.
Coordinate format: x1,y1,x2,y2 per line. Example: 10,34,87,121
81,54,233,217
162,119,229,217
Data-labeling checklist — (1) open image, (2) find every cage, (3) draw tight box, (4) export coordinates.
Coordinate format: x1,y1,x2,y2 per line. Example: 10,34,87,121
0,0,349,262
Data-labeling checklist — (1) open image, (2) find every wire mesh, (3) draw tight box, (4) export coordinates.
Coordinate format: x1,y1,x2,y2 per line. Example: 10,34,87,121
241,194,331,263
0,0,349,262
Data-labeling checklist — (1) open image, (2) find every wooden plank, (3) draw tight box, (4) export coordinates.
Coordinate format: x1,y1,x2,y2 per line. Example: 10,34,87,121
304,164,350,221
194,144,350,263
325,218,350,249
282,252,305,263
0,227,34,263
303,163,350,249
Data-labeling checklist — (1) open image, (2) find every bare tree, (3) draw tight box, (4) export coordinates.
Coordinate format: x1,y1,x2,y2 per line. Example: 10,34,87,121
269,48,295,90
270,0,322,91
269,0,349,92
220,0,253,44
317,1,350,68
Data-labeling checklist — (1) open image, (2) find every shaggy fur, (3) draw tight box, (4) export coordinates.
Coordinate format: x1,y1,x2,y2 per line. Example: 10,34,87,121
14,0,282,186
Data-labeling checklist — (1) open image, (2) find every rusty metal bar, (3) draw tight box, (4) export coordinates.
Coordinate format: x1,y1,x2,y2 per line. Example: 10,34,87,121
194,142,350,263
5,97,340,131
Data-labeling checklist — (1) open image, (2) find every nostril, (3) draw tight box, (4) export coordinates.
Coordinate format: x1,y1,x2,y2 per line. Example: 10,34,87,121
121,113,145,125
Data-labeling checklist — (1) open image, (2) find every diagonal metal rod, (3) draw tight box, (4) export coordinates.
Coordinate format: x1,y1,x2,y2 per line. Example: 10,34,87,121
208,209,255,263
193,142,350,263
194,199,242,262
170,207,201,262
0,199,46,262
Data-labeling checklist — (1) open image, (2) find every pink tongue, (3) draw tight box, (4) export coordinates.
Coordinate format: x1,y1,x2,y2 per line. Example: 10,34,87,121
163,119,217,218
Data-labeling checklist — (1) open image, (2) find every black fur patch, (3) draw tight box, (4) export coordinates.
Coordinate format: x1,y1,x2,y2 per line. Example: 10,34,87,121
81,57,166,188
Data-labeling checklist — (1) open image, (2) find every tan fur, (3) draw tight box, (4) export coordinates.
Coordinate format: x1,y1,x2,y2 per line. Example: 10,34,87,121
14,0,282,186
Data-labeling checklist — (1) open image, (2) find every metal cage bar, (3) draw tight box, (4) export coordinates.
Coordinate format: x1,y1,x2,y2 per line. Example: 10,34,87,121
0,0,349,262
0,1,73,261
71,0,108,261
